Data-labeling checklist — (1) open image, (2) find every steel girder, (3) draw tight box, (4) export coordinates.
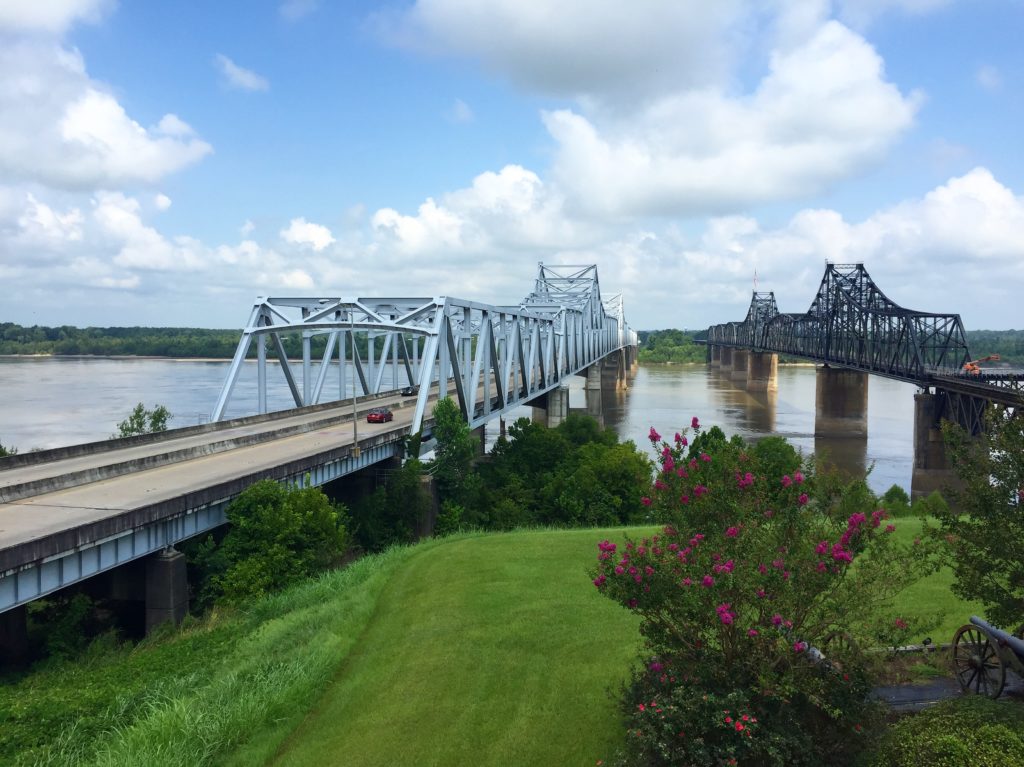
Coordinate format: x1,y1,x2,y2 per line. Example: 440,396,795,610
707,263,972,383
212,263,637,432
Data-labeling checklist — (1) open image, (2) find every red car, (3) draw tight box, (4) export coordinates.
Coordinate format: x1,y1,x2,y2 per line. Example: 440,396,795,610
366,407,394,423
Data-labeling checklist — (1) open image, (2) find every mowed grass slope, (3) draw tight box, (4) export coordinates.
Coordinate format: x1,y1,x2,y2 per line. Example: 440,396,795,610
266,529,644,767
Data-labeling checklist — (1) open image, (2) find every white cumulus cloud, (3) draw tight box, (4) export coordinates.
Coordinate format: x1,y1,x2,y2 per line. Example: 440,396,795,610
0,42,212,189
214,54,270,92
0,0,113,34
280,217,335,251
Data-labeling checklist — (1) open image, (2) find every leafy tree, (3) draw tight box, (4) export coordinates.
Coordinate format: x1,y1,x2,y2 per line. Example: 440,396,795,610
195,479,347,605
0,440,15,457
348,458,431,552
930,408,1024,627
113,402,172,438
430,397,477,503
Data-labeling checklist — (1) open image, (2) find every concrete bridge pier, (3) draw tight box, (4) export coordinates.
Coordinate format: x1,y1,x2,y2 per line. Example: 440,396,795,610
470,425,487,458
584,389,604,426
145,547,189,633
0,606,29,665
746,352,778,392
585,363,602,392
814,366,868,438
730,349,749,383
531,385,569,428
719,347,734,372
709,345,722,368
911,392,959,500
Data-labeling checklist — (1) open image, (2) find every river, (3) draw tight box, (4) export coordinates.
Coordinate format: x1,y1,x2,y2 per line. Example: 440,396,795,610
0,357,917,494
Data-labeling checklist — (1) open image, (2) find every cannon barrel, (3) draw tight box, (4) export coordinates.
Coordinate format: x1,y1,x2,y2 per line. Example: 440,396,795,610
970,616,1024,659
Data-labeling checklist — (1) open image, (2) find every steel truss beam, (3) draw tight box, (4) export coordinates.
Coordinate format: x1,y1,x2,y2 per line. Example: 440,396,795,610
708,263,972,382
212,264,638,431
706,263,1021,433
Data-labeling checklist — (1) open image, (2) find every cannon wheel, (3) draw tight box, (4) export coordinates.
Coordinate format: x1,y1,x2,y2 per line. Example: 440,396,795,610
953,624,1005,698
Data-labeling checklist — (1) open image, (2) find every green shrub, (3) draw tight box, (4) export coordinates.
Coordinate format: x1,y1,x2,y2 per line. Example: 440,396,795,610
863,696,1024,767
880,484,911,516
195,479,347,605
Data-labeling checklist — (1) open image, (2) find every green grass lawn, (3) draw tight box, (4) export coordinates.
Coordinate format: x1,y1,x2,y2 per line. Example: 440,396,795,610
0,521,985,766
884,517,984,643
264,528,644,767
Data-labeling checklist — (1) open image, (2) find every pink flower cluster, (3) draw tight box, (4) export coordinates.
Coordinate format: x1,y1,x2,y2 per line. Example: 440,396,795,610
716,603,736,625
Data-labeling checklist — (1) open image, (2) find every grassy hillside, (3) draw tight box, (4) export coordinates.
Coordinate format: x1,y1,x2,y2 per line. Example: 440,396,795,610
264,529,643,767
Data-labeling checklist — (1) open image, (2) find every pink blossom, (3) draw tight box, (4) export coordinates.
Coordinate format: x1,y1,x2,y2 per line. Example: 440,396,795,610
895,618,908,630
690,534,705,545
691,416,700,429
663,456,675,473
702,575,715,587
700,453,712,463
756,589,767,599
725,526,740,538
676,468,688,478
654,480,667,491
674,432,683,444
815,540,829,555
694,484,709,497
593,575,606,588
679,436,688,447
781,475,792,487
614,566,625,575
679,494,690,505
628,598,637,608
641,497,652,507
757,563,768,574
644,566,655,576
885,524,896,533
648,427,661,443
798,493,809,506
771,614,783,626
816,561,827,573
681,577,692,586
747,629,759,637
794,641,807,653
793,471,804,484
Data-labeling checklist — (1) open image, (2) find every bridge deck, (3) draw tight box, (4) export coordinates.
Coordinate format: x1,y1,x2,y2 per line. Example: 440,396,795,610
0,388,433,575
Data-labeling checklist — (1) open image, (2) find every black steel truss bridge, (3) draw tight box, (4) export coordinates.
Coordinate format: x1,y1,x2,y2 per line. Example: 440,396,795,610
706,263,1021,434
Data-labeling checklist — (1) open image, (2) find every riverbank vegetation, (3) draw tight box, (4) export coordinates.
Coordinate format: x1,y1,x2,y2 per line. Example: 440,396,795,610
3,404,1020,764
6,322,1021,365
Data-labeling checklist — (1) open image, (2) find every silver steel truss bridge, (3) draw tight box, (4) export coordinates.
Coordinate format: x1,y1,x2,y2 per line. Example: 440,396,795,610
706,263,1020,432
213,263,638,430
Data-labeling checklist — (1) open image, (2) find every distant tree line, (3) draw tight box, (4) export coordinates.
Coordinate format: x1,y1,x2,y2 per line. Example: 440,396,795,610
637,329,707,363
4,322,1023,365
0,323,382,360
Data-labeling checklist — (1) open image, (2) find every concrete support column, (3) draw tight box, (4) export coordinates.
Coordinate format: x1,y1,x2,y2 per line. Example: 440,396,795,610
145,548,188,634
709,345,722,367
911,392,958,500
0,606,29,666
719,346,734,371
470,425,486,458
730,349,749,382
814,366,868,438
746,352,778,392
585,363,602,392
531,385,569,428
419,475,440,538
585,389,605,426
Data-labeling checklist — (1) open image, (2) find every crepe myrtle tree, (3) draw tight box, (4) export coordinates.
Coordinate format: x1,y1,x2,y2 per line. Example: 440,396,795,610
592,417,938,767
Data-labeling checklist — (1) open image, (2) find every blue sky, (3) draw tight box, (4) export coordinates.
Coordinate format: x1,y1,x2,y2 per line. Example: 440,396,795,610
1,0,1022,331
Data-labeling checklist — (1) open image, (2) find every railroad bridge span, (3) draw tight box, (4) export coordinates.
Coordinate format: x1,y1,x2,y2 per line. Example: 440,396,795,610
706,263,1021,499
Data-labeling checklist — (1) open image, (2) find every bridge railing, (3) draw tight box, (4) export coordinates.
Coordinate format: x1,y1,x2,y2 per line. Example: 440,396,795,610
212,264,635,432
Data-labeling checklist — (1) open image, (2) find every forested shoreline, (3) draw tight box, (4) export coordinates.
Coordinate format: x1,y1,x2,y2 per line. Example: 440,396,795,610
3,322,1023,364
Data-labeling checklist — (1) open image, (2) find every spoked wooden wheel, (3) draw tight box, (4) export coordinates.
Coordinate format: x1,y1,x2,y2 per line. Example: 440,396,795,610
953,624,1005,698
